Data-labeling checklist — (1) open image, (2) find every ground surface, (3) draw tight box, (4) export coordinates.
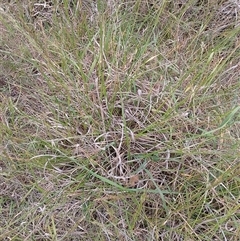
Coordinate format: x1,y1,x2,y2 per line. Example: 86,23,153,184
0,0,240,240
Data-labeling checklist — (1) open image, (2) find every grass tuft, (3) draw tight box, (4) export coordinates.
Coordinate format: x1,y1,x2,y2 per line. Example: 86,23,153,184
1,0,240,240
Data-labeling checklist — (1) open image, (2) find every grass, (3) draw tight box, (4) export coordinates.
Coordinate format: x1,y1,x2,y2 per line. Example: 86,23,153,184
0,0,240,240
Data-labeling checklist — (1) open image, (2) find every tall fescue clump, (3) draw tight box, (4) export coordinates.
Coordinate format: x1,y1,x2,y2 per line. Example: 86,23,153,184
0,0,240,240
